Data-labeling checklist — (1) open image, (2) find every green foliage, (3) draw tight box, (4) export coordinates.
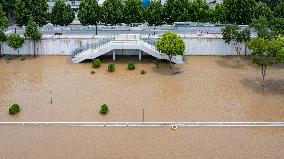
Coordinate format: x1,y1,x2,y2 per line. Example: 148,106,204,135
156,32,185,67
101,0,123,25
247,36,284,85
274,1,284,18
190,0,211,22
92,59,101,68
7,33,24,50
221,24,238,44
108,63,115,72
250,16,272,39
15,0,48,27
127,61,136,70
9,104,20,115
0,5,8,31
100,104,109,114
0,30,6,42
50,0,75,26
78,0,100,26
0,0,17,21
224,0,257,24
164,0,193,23
24,18,42,41
212,3,227,23
269,17,284,36
255,2,274,19
144,1,164,26
123,0,144,24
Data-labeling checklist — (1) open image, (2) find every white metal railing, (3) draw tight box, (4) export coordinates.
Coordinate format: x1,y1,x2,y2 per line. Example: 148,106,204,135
0,122,283,127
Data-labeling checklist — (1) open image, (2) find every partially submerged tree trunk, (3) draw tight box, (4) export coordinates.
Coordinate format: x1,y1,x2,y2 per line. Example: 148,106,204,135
33,40,36,56
169,55,173,68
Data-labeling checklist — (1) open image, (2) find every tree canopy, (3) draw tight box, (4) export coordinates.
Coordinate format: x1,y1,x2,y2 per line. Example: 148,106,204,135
224,0,256,24
15,0,48,27
24,18,42,41
156,32,185,67
0,5,9,31
7,33,24,50
50,0,75,26
101,0,123,25
144,0,164,26
78,0,100,26
123,0,144,24
0,0,16,21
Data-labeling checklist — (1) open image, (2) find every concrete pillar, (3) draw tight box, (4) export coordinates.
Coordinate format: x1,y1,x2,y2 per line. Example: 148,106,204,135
113,50,116,60
139,50,142,60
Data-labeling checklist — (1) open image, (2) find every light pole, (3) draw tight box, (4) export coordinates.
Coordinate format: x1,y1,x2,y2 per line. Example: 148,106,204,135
142,105,145,122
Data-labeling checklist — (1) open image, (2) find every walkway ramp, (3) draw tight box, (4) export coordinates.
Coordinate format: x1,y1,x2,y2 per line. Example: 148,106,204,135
69,34,184,64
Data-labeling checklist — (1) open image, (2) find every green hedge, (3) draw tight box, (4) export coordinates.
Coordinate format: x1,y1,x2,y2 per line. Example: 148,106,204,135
128,61,136,70
100,104,109,114
108,63,115,72
9,104,20,115
92,59,101,68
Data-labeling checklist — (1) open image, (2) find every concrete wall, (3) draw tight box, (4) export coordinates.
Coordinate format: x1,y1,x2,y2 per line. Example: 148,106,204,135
1,34,250,56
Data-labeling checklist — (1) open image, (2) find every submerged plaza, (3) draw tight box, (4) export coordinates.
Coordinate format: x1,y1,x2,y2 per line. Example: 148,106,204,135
0,0,284,158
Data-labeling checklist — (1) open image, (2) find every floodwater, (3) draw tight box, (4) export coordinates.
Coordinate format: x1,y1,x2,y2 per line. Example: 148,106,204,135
0,55,283,158
0,55,283,121
0,126,283,159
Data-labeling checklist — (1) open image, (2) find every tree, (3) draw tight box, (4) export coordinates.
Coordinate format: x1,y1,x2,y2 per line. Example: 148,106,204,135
50,0,75,26
15,0,48,27
254,2,274,19
224,0,257,24
123,0,144,24
274,1,284,18
212,3,227,23
156,32,185,68
101,0,123,25
269,17,284,36
24,18,42,56
78,0,100,35
7,33,24,54
250,16,272,39
246,36,284,86
0,0,17,23
191,0,210,22
0,6,8,55
221,25,251,61
144,0,164,26
164,0,190,24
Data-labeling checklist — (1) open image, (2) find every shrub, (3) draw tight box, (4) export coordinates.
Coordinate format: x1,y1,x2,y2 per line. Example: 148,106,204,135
9,104,20,115
108,63,115,72
141,70,146,74
127,61,136,70
100,104,109,114
92,59,101,68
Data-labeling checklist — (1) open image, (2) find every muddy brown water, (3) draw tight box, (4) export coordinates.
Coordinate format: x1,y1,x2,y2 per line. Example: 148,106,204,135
0,55,283,158
0,55,283,122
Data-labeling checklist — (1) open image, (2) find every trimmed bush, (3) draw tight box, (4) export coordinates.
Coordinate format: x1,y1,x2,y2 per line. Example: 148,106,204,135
100,104,109,114
127,61,136,70
141,70,146,74
108,63,115,72
92,59,101,68
9,104,20,115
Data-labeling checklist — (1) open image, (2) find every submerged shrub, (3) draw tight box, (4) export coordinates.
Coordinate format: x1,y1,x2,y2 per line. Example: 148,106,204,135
141,70,146,74
108,63,115,72
100,104,109,114
92,59,101,68
127,61,136,70
9,104,20,115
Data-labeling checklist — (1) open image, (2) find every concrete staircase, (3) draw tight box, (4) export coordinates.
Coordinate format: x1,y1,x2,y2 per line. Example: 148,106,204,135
69,35,184,64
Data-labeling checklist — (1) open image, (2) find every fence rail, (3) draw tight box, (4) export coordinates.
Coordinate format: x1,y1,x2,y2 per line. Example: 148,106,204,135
0,122,283,127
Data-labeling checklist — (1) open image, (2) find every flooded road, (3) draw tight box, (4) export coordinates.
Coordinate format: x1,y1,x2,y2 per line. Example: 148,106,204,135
0,55,283,121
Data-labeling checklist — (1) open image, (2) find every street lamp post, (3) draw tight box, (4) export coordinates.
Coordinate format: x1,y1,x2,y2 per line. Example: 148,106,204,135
142,105,145,122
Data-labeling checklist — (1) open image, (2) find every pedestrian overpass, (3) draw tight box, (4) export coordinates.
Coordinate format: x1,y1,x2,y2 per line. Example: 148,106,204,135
69,34,184,64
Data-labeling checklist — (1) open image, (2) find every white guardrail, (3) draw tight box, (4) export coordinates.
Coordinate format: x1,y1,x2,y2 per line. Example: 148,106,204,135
0,122,284,127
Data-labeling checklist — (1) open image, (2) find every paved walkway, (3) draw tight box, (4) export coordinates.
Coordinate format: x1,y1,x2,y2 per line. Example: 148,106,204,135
1,122,284,127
